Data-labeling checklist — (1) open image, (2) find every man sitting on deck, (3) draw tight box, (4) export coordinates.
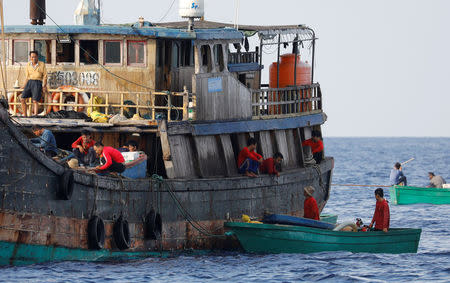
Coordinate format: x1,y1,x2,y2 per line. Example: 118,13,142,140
93,142,126,174
260,152,284,177
427,172,446,188
302,130,324,164
369,188,390,232
72,130,97,166
127,140,138,152
390,162,407,186
30,125,58,157
237,137,263,177
303,186,320,220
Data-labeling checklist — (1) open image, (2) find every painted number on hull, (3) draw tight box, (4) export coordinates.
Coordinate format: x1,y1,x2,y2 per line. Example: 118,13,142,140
48,71,100,89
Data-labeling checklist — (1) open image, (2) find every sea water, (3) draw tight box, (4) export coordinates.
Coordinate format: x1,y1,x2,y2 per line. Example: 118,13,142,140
1,137,449,282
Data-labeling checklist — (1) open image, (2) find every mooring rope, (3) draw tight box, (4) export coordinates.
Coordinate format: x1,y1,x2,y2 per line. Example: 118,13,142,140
331,184,391,188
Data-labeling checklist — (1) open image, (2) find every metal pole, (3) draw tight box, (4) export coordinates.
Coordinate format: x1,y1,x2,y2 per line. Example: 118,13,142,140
276,34,281,88
258,37,263,86
0,0,7,99
293,35,298,87
311,32,316,84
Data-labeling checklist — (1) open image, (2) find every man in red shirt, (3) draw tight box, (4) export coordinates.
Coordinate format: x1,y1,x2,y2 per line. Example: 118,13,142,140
72,130,96,166
302,130,324,164
93,142,126,174
370,188,390,232
303,186,320,220
237,137,263,177
260,152,283,177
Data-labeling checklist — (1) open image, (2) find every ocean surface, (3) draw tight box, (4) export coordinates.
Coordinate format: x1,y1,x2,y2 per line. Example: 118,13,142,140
2,137,449,282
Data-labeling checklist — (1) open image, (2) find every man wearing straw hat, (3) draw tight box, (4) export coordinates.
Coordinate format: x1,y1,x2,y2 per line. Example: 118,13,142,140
303,186,320,220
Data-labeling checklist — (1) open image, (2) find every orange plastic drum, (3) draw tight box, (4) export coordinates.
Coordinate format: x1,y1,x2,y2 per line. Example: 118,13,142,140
269,54,312,114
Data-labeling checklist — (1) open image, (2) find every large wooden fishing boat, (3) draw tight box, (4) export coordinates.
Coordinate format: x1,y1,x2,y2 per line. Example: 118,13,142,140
0,0,333,265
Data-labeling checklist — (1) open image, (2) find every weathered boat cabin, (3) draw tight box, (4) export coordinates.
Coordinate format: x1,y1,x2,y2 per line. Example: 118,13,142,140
2,20,325,180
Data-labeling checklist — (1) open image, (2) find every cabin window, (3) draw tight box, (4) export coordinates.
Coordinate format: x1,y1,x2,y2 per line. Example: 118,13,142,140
80,40,98,65
13,40,29,63
214,44,225,72
180,40,192,67
34,40,52,64
127,41,145,66
0,41,8,65
56,42,75,64
104,40,121,65
201,45,212,72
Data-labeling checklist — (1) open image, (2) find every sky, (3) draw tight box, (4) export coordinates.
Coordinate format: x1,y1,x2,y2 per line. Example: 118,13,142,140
3,0,450,137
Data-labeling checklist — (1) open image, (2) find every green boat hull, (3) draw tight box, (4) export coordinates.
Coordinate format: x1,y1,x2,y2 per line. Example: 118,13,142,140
0,241,205,266
389,185,450,205
225,222,421,254
319,214,338,224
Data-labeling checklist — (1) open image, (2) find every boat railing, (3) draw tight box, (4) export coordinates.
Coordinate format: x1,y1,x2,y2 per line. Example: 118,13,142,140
251,83,322,119
3,88,191,122
228,51,259,64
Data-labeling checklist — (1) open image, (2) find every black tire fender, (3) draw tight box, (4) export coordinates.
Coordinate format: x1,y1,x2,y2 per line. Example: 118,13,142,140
113,215,130,250
58,170,74,200
87,215,105,250
145,209,162,240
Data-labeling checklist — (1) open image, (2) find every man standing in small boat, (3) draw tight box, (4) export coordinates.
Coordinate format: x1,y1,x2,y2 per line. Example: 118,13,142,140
303,186,320,220
390,162,407,186
369,188,390,233
427,172,446,188
21,51,47,117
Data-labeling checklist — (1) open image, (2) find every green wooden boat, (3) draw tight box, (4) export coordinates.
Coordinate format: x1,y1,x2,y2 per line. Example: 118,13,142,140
319,214,338,224
224,222,421,254
389,185,450,205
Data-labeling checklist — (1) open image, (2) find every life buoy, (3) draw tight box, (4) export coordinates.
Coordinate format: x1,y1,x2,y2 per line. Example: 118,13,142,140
144,209,162,240
8,92,22,115
57,170,74,200
333,222,358,232
113,215,130,250
51,86,88,113
87,215,105,250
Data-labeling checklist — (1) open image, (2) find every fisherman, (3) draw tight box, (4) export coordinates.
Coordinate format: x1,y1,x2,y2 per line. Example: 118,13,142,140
237,137,263,177
427,172,446,189
71,130,97,166
21,51,48,117
30,125,57,157
389,162,407,186
303,186,320,220
260,152,284,177
369,188,390,232
92,142,126,174
302,130,324,164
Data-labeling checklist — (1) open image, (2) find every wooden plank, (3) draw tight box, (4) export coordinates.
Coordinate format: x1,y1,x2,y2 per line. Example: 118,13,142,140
293,128,305,167
273,130,290,170
285,129,298,168
193,136,226,177
218,134,238,176
158,119,176,178
258,131,273,159
168,134,197,178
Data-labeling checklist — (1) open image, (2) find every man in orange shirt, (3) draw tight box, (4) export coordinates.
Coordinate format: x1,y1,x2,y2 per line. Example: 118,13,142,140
303,186,320,220
260,152,283,177
302,130,324,164
369,188,390,232
237,137,263,177
71,130,96,166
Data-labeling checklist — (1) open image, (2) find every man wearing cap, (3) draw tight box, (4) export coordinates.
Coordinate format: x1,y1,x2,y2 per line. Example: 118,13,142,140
21,51,48,117
303,186,320,220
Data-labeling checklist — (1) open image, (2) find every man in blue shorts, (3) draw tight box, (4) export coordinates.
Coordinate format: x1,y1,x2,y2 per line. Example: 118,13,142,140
21,51,48,117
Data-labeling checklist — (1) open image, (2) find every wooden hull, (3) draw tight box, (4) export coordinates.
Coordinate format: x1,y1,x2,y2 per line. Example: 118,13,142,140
0,105,333,265
224,222,421,254
389,186,450,205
